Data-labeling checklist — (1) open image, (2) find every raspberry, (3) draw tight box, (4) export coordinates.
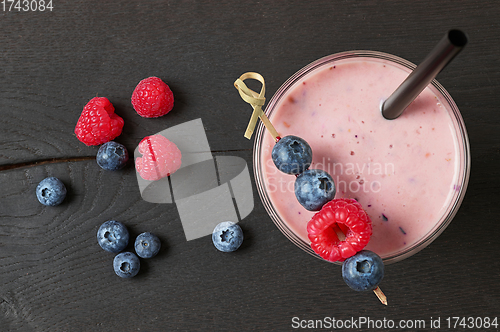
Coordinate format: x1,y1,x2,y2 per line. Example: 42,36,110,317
131,77,174,118
74,97,124,146
307,198,372,262
135,134,182,181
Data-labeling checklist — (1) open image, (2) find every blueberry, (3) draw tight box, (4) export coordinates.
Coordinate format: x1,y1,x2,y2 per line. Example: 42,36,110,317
342,250,384,291
272,135,312,174
294,169,336,211
113,252,140,278
96,141,129,171
97,220,129,253
134,232,161,258
212,221,243,252
36,177,67,206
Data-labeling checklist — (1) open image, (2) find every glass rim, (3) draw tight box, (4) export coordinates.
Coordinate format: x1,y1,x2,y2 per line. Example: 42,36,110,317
253,50,471,265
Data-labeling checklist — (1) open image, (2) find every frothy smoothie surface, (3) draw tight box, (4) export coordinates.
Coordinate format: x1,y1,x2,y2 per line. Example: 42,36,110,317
260,57,460,258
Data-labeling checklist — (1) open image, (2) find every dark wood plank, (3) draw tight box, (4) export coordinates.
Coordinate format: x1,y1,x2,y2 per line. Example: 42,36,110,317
1,0,499,331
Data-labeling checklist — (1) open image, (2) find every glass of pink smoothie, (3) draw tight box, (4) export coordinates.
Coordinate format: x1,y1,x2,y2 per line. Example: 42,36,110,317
254,51,470,264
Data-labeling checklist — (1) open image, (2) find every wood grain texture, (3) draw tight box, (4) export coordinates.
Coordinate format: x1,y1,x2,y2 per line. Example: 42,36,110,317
1,0,499,331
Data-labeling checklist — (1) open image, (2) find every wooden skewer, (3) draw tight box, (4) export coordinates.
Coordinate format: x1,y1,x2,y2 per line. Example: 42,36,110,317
235,72,386,305
234,72,280,141
373,286,387,305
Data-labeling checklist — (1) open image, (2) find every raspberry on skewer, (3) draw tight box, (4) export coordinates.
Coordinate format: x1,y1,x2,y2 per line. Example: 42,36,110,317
307,198,372,262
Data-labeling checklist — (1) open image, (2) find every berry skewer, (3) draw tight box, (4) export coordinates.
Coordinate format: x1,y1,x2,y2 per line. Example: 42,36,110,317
235,72,387,305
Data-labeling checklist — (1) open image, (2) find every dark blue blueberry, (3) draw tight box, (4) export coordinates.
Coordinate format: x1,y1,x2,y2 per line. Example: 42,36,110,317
212,221,243,252
271,135,312,174
294,169,336,211
36,177,67,206
97,220,129,253
134,232,161,258
342,250,384,291
96,141,129,171
113,252,140,278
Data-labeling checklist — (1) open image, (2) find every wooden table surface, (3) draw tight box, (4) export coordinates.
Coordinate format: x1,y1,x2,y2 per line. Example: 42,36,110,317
1,1,499,331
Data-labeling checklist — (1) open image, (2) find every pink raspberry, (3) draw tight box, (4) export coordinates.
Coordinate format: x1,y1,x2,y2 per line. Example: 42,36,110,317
135,135,182,181
307,198,372,262
74,97,124,146
131,77,174,118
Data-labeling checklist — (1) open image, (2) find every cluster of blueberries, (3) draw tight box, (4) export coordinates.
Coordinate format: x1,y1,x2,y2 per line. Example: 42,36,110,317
271,135,384,292
97,220,160,278
36,140,245,278
35,141,146,278
96,221,245,278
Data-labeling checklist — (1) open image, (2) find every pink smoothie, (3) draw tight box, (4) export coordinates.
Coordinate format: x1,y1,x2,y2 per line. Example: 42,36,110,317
259,56,461,259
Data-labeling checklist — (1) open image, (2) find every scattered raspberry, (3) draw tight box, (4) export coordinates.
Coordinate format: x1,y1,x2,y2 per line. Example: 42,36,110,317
307,198,372,262
131,77,174,118
74,97,124,146
135,134,182,181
